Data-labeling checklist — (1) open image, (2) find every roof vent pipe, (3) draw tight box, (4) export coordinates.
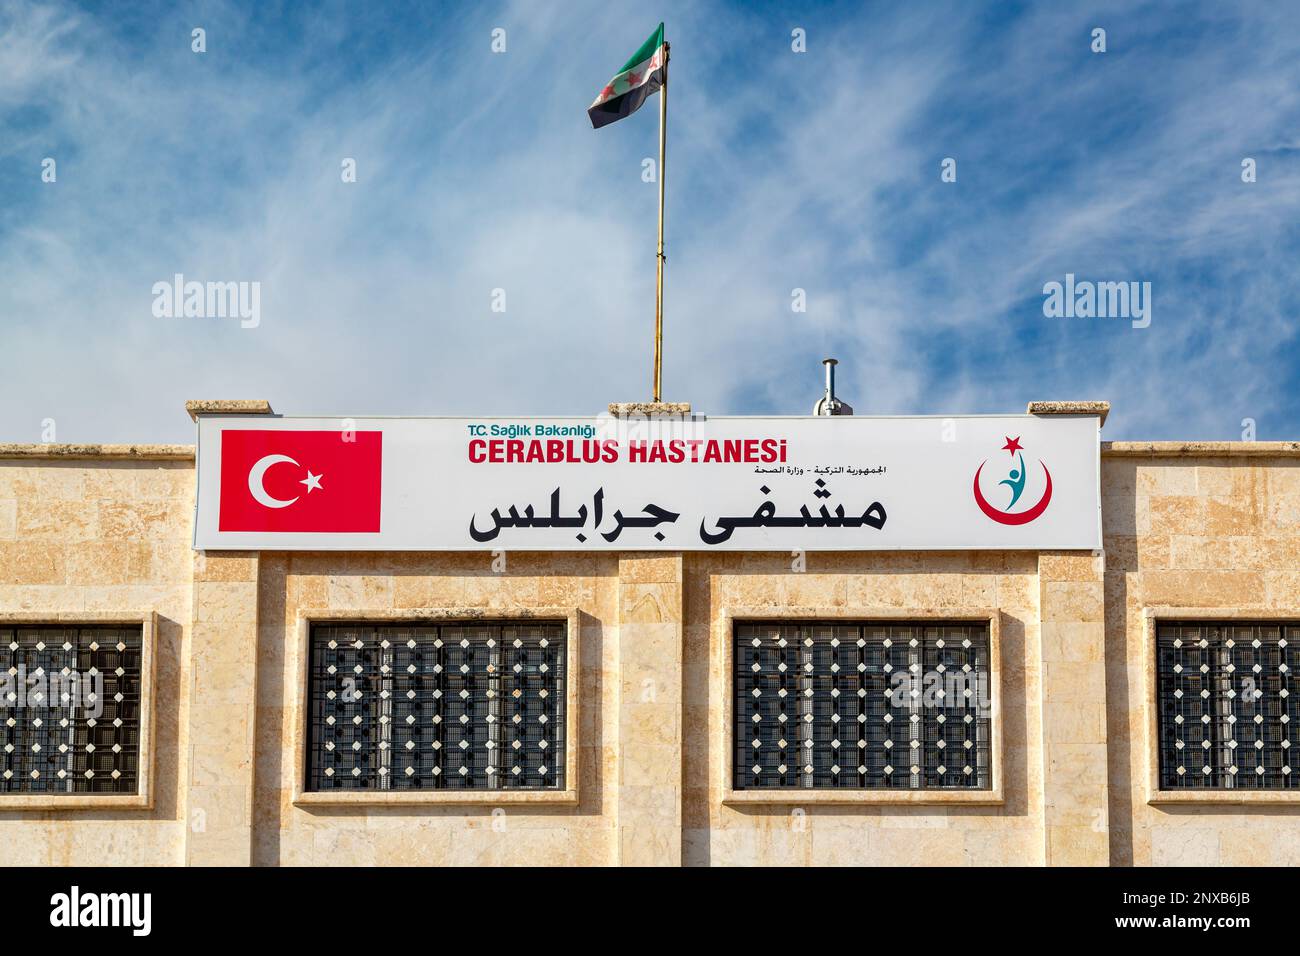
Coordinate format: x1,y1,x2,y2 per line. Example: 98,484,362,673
812,358,853,416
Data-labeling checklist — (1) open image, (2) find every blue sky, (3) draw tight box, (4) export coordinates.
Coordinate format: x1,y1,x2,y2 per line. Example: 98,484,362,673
2,0,1298,443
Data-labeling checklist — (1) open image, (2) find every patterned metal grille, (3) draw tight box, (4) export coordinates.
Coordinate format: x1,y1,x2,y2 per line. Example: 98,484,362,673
1157,622,1298,790
734,621,992,790
306,621,566,791
0,625,143,794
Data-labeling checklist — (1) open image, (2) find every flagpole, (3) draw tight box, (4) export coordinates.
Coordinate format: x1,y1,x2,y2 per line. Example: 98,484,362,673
652,42,669,402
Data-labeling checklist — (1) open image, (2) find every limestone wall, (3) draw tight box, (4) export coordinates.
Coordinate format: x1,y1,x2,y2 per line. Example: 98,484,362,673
0,448,1296,865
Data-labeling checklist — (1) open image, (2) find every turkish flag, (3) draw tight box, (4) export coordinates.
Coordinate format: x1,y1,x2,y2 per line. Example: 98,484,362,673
218,429,382,533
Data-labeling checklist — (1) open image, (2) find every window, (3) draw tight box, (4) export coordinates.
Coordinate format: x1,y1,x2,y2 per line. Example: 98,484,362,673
306,621,566,792
0,625,143,794
734,621,992,791
1156,622,1297,790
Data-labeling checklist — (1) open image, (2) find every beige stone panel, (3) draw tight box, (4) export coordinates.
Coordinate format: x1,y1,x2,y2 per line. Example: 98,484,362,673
187,701,254,787
996,573,1037,611
1040,623,1105,663
878,807,949,829
1102,493,1143,536
1042,582,1104,623
97,499,189,541
1044,783,1109,829
311,826,379,866
1265,493,1300,531
275,828,316,866
1169,535,1230,570
51,821,183,867
703,827,760,866
1042,660,1106,703
194,554,257,583
290,573,330,609
467,575,542,609
775,573,847,608
1047,825,1108,866
717,573,781,608
1262,463,1300,495
617,784,682,827
537,574,597,608
0,541,65,584
194,581,258,624
0,584,85,610
132,465,196,500
964,828,1044,865
443,826,588,867
0,498,14,539
1216,827,1297,866
620,742,680,789
1150,826,1221,866
1263,570,1300,608
1039,553,1102,583
0,823,54,864
16,498,98,541
326,574,394,608
1146,496,1207,535
1138,570,1263,606
1194,464,1261,497
1042,703,1106,744
8,466,86,501
81,584,187,613
1203,496,1263,537
805,806,884,829
184,826,252,866
1229,536,1300,570
193,649,259,708
370,828,454,866
188,784,254,831
869,827,968,866
702,824,811,866
847,573,965,607
149,540,197,582
619,556,681,584
619,583,681,624
64,541,152,585
960,573,998,607
1136,466,1198,496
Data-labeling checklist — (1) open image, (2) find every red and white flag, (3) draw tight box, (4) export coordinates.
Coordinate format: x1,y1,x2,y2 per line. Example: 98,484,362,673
218,429,382,533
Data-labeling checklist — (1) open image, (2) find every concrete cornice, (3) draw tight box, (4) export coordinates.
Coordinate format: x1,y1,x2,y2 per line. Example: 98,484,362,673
0,443,195,461
1102,441,1300,458
1027,401,1110,426
185,399,273,421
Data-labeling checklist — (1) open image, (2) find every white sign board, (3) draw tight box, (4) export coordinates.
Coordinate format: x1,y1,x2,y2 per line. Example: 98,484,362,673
193,414,1101,551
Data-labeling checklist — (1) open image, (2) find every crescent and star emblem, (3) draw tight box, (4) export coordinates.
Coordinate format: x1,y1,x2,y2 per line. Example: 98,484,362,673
248,454,324,509
972,436,1052,525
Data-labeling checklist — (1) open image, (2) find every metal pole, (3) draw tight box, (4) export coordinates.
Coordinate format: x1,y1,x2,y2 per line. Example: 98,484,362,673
653,42,668,402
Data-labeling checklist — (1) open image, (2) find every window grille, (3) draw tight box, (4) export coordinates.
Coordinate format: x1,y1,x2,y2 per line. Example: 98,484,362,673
734,621,992,790
0,625,142,794
1157,622,1298,790
306,621,566,791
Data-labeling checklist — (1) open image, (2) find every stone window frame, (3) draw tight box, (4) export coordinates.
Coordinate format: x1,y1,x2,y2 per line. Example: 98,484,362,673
290,608,581,807
0,610,158,811
1144,607,1300,805
718,607,1004,806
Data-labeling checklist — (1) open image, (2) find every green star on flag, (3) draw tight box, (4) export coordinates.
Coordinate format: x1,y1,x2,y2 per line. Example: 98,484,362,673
588,23,666,129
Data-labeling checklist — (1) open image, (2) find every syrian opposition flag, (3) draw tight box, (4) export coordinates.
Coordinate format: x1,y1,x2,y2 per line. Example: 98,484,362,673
588,23,666,129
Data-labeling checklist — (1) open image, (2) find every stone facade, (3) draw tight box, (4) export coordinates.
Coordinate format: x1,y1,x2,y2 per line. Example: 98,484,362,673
1,424,1298,866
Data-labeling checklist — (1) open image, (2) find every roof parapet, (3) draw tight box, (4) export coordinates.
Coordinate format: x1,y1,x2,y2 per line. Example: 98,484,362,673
186,399,274,422
1027,400,1109,427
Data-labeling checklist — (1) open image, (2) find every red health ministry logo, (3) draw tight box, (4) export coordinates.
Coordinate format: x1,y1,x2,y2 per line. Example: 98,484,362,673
972,436,1052,526
218,429,383,532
